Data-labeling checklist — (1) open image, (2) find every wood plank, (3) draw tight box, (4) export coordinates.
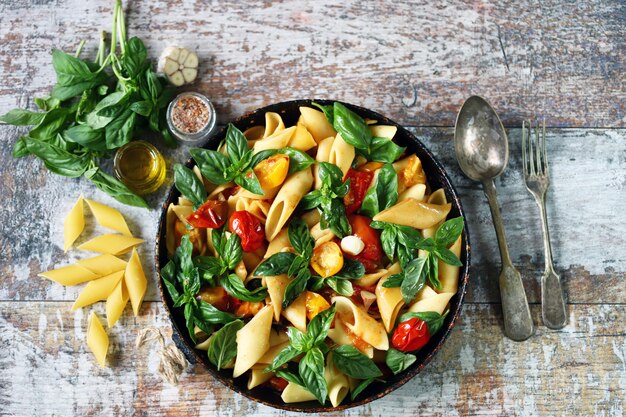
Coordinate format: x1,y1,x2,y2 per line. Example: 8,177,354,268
1,301,624,416
0,127,623,304
0,0,623,128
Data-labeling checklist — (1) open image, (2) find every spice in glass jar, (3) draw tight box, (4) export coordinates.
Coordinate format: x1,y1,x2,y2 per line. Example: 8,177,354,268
166,92,216,144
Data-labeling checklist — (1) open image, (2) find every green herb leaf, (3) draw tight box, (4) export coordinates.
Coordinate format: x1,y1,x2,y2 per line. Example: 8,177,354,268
434,247,463,267
299,190,323,211
175,235,195,277
320,198,352,238
225,123,250,164
287,326,312,352
333,259,365,280
234,169,264,195
317,161,345,188
359,163,398,217
190,148,233,185
84,167,148,208
221,274,268,302
332,102,372,150
63,124,107,152
195,300,239,325
288,218,314,259
160,260,180,302
282,269,311,309
0,109,46,126
332,345,382,379
280,147,315,174
326,277,354,296
184,302,197,343
366,136,406,163
306,306,336,347
275,370,304,386
382,273,404,288
25,138,90,178
221,232,244,270
249,149,278,168
104,109,136,149
299,347,328,405
351,377,379,401
129,100,153,117
311,102,334,125
427,252,441,290
206,320,244,370
399,257,427,304
435,217,464,248
253,252,297,276
385,348,416,375
266,345,301,372
397,311,447,336
174,164,207,210
12,138,30,158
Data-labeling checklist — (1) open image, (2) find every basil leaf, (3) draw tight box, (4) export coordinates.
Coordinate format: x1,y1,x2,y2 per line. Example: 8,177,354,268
288,326,311,352
400,257,427,304
161,260,181,301
104,109,136,149
175,235,195,277
320,198,351,238
385,348,416,375
221,274,268,302
414,237,437,252
367,136,406,163
129,100,153,117
63,124,107,152
174,164,207,210
332,102,371,150
25,138,90,178
275,370,304,387
211,227,226,257
299,190,323,210
317,161,344,188
254,252,297,276
379,225,397,262
84,167,149,208
306,306,335,347
195,300,239,325
435,217,464,248
326,277,353,296
307,275,325,291
280,147,315,174
184,302,197,343
249,149,278,168
222,233,243,270
359,163,398,218
427,253,441,290
283,269,310,309
0,109,46,126
397,311,447,336
86,91,129,129
190,148,232,185
266,345,301,372
434,247,463,267
30,108,68,140
206,320,244,370
234,169,264,195
351,377,377,401
122,37,149,79
334,259,365,280
225,123,249,164
287,255,307,278
12,138,30,158
299,347,328,405
382,273,404,288
288,219,314,258
311,102,334,125
332,345,382,379
34,96,60,111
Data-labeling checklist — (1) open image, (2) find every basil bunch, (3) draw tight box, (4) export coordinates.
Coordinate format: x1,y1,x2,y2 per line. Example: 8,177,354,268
0,1,175,207
299,162,352,238
254,219,314,307
194,227,268,302
313,102,405,163
381,217,464,297
161,235,239,343
386,311,448,374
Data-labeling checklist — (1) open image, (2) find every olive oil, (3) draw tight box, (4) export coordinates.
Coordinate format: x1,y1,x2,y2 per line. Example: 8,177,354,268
113,141,166,195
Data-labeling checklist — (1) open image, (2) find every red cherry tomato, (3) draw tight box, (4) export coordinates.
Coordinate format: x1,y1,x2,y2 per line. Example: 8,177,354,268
344,169,374,214
345,215,383,272
267,376,288,392
228,211,265,252
186,200,228,229
391,317,430,352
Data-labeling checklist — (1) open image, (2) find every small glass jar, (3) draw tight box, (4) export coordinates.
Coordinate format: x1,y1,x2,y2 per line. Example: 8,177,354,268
113,141,166,195
166,92,216,144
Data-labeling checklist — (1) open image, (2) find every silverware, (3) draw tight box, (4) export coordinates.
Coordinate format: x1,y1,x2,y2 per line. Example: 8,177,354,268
454,96,534,341
522,121,567,329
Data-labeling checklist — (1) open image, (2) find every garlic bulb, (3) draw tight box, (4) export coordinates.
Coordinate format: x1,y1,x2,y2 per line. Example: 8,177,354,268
157,46,198,86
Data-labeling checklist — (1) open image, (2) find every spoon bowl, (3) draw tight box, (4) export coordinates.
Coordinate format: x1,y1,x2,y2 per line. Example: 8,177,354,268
454,96,509,181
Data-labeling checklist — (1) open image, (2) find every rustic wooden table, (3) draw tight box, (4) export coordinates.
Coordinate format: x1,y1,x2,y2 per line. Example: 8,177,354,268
1,1,624,416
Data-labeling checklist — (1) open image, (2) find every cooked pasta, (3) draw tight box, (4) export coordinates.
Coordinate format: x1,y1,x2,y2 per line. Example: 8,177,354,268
163,102,464,407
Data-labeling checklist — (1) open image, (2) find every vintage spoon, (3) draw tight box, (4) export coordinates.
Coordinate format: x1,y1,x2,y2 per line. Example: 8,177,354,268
454,96,534,341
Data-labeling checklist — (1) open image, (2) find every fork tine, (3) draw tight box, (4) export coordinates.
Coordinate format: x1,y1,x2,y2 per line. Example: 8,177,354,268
535,121,542,174
522,120,528,176
541,117,548,175
528,120,536,176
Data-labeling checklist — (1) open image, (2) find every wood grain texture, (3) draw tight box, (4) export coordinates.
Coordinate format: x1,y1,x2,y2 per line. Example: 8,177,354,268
0,0,624,128
1,128,623,305
1,301,624,417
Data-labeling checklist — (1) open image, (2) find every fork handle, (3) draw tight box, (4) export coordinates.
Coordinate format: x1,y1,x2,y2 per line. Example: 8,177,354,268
483,179,534,341
535,195,568,329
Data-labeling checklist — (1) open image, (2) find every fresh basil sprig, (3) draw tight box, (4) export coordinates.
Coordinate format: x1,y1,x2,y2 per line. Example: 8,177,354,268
385,348,417,375
359,163,398,217
370,220,422,267
221,273,268,302
383,257,428,304
313,102,405,163
161,235,239,342
310,258,365,297
254,219,315,308
206,319,244,370
174,163,207,210
266,306,337,404
299,162,351,238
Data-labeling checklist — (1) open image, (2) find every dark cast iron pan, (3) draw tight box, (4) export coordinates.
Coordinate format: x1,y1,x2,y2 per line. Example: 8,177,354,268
155,99,471,412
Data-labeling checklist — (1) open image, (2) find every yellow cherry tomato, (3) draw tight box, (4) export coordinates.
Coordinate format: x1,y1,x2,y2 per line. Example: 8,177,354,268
305,291,331,320
310,241,344,278
254,154,290,189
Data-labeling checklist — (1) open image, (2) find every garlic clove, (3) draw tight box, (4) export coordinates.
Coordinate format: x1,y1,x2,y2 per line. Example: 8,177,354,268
341,235,365,256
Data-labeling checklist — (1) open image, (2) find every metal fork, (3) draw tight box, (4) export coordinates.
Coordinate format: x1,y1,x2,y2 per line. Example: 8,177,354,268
522,121,567,329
